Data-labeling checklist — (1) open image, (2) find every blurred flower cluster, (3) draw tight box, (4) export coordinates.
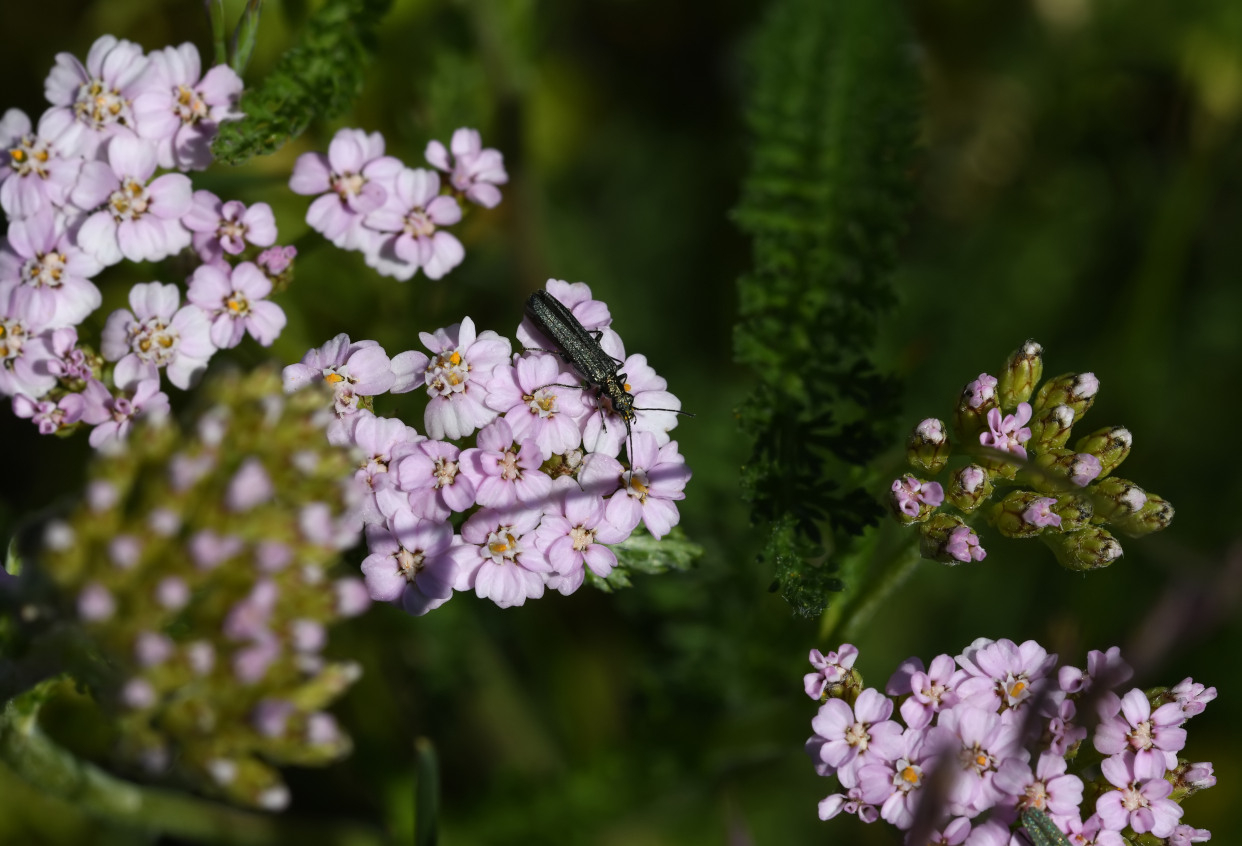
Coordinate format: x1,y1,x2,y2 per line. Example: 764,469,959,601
891,341,1173,570
8,367,368,809
284,278,692,611
290,125,507,281
804,641,1216,845
1,34,302,448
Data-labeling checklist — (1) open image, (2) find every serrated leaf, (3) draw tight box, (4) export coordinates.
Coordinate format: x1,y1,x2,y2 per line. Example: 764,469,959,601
587,526,703,593
211,0,394,165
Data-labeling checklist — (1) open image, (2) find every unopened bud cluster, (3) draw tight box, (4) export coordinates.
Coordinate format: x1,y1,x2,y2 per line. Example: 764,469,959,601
891,341,1173,570
15,367,368,810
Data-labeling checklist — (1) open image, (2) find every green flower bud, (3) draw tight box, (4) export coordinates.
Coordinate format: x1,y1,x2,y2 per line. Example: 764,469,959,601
1028,404,1076,452
1051,492,1094,532
1091,477,1148,523
907,417,951,476
1042,526,1123,571
988,490,1062,538
1032,372,1100,420
953,374,999,444
1027,449,1102,493
998,340,1043,410
1112,492,1174,538
918,512,986,564
945,464,994,513
1073,426,1132,479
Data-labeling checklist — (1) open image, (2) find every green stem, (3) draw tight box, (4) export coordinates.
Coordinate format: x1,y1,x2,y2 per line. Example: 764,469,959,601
821,540,922,642
0,680,389,846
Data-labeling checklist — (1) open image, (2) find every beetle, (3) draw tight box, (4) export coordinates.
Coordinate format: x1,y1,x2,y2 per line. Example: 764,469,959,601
524,290,691,460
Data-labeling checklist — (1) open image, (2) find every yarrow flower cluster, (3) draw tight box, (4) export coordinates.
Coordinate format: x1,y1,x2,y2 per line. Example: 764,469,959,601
804,640,1217,845
289,126,507,281
1,34,294,447
890,341,1173,571
16,369,369,809
283,278,692,611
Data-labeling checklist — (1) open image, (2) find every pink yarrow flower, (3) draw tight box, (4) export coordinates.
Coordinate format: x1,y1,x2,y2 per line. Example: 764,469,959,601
1168,678,1217,720
13,391,84,434
401,317,512,440
805,643,860,701
1058,646,1134,696
979,402,1034,459
955,637,1060,718
0,108,82,219
0,209,102,328
425,127,508,209
349,413,424,524
79,377,169,449
945,525,986,563
282,333,395,422
289,128,401,248
993,751,1084,822
362,167,464,281
965,373,998,409
132,43,243,171
1023,497,1062,529
1095,752,1183,837
579,432,691,539
182,191,277,261
817,785,879,824
459,417,552,510
858,726,956,830
0,287,56,398
72,135,192,266
484,352,589,460
808,688,903,786
938,705,1028,817
891,474,944,517
43,35,152,157
888,653,965,729
451,506,549,608
533,483,630,595
360,508,457,616
392,440,476,523
186,261,286,349
101,282,215,389
1093,688,1187,771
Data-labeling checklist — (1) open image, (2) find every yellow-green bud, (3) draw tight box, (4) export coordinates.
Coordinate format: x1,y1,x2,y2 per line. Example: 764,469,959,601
1092,477,1148,523
1028,404,1076,452
1033,372,1100,420
1027,449,1103,494
953,373,999,443
1073,426,1132,479
998,340,1043,410
989,490,1062,538
945,463,993,513
919,512,986,564
1042,526,1123,571
907,417,951,476
1051,493,1094,532
1112,493,1174,538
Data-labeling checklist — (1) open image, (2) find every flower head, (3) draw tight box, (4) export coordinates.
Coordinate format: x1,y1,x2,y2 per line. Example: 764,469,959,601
424,127,508,208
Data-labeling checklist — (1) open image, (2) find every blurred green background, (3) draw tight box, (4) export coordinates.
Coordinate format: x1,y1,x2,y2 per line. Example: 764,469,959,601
1,0,1240,843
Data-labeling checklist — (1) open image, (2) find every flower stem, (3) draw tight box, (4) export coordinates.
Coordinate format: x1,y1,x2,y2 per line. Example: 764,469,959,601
0,679,389,846
821,537,922,642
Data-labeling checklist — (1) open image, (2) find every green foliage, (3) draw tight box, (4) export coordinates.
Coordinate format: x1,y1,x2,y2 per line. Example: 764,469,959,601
587,526,702,593
211,0,395,165
732,0,918,615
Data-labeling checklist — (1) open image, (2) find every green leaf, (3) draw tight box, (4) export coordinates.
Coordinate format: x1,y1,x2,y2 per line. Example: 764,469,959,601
413,737,439,846
587,526,703,593
230,0,264,77
211,0,395,165
732,0,918,616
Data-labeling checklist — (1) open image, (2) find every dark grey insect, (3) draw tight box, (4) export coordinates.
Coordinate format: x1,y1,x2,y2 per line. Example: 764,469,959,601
524,290,691,460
